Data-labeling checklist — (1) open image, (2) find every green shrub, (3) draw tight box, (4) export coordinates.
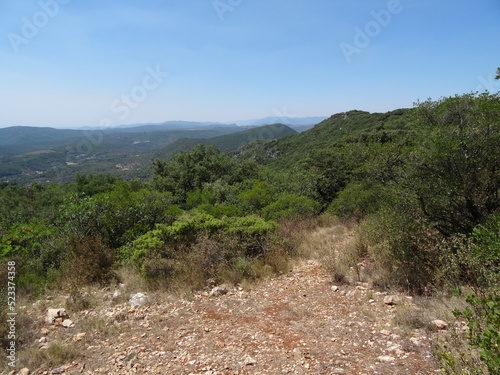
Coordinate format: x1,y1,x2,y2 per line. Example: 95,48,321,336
127,213,277,282
238,181,274,212
262,194,321,221
451,294,500,374
328,181,387,221
0,220,56,260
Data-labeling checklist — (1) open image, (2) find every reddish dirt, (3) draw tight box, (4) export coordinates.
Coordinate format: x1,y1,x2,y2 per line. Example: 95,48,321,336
47,260,442,374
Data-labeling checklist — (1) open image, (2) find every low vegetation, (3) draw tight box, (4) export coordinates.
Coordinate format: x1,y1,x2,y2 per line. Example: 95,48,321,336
0,91,499,373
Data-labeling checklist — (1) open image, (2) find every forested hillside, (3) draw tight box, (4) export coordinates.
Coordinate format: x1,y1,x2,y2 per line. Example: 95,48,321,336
0,124,295,185
0,92,499,373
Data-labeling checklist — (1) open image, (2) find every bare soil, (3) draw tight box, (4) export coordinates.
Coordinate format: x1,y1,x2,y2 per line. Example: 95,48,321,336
22,260,442,375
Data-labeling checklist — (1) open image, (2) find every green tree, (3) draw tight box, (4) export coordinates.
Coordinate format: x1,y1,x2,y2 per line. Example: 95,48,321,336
238,181,274,213
407,93,500,235
152,145,257,202
262,194,321,221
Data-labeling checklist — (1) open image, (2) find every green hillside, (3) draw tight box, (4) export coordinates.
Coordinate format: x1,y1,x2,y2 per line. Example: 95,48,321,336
154,124,297,160
0,127,244,184
0,124,297,184
236,109,410,168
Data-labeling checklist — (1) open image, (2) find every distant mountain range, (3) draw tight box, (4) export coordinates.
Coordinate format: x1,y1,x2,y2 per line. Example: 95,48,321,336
73,117,327,131
230,116,327,127
0,119,305,184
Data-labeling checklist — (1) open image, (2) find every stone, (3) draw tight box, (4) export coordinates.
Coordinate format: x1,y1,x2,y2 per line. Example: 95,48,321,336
431,319,448,330
73,332,86,342
46,308,69,324
380,329,391,336
331,285,339,292
61,319,74,328
113,289,122,299
39,336,47,343
410,337,421,346
129,293,149,307
383,295,400,305
244,356,257,365
18,369,30,375
210,286,228,297
376,355,395,362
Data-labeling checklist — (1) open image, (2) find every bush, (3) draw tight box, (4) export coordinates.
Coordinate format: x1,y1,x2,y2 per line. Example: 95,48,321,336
328,181,388,221
65,236,116,287
127,213,278,283
238,181,274,213
407,93,500,236
262,194,321,221
448,294,500,375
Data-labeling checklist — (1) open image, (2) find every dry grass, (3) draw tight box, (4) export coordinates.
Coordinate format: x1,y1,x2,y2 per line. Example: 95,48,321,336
393,295,468,334
298,219,362,285
18,340,80,370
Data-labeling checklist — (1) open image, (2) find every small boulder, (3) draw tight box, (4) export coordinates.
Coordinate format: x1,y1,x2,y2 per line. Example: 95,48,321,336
331,285,339,292
210,286,228,297
73,332,86,342
383,295,400,306
61,319,74,328
431,319,448,330
129,293,149,307
46,308,69,324
376,355,395,363
244,356,257,365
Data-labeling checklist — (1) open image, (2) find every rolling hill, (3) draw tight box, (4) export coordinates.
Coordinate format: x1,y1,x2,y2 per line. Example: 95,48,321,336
153,124,297,160
235,109,411,168
0,124,298,184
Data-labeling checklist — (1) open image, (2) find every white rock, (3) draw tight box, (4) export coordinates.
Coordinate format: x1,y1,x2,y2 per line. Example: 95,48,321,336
410,337,421,346
46,308,69,324
73,332,86,341
244,356,257,365
18,369,30,375
113,289,122,298
383,295,400,305
376,355,395,362
129,293,149,307
331,285,339,292
210,286,228,297
431,319,448,330
61,319,74,328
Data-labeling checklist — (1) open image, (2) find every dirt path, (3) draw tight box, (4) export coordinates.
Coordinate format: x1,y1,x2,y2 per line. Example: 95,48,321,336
59,260,441,375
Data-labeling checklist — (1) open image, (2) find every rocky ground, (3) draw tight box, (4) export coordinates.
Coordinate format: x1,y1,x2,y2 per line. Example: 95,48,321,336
10,259,447,375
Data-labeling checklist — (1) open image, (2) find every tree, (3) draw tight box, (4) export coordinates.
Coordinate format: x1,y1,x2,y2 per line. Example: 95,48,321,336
407,93,500,235
152,145,257,202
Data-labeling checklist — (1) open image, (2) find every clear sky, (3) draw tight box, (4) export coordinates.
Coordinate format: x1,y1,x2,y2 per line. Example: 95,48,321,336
1,0,499,128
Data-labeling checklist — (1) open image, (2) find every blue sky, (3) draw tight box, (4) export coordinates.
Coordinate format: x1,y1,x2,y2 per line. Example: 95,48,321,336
1,0,499,128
